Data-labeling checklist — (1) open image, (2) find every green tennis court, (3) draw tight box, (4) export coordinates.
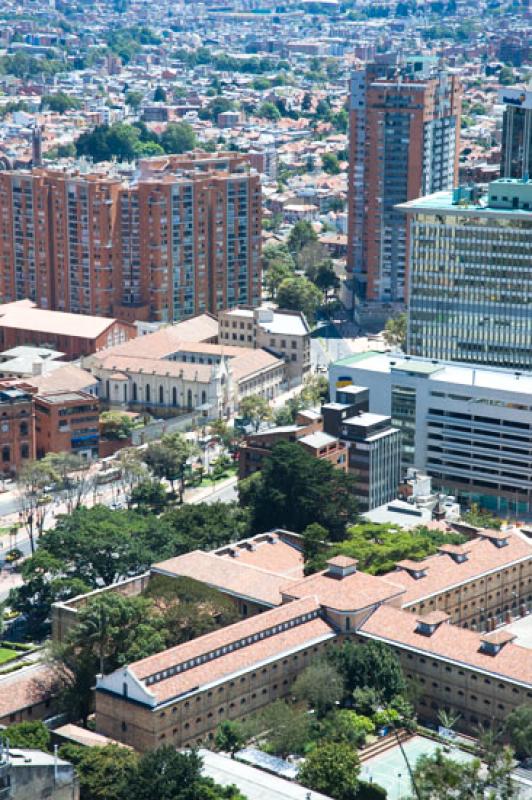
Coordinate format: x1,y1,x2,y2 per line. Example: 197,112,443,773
359,735,477,800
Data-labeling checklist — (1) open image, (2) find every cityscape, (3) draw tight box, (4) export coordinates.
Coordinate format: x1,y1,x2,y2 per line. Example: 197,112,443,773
0,0,530,798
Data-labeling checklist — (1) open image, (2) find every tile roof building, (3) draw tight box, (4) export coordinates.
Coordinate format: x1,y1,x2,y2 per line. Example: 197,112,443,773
86,321,285,417
85,528,532,750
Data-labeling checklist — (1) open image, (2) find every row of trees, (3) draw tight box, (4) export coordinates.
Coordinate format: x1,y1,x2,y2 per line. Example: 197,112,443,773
75,120,196,162
9,500,248,639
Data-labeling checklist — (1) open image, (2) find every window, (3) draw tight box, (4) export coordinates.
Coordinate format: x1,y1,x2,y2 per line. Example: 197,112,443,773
19,421,28,436
2,446,10,463
172,387,177,407
159,385,164,404
146,384,151,403
20,444,29,459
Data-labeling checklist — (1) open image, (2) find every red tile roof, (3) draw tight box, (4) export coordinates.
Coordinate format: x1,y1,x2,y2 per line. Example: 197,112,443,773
152,550,299,606
382,533,532,607
125,597,335,704
282,568,405,612
359,605,532,687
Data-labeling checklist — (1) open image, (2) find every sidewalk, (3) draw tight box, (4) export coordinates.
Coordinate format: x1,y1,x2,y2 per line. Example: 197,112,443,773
187,475,238,505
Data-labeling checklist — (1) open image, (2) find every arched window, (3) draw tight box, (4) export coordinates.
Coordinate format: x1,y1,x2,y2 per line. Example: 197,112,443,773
19,421,28,436
201,390,206,405
132,383,137,402
146,384,151,403
2,446,10,463
123,384,127,403
172,387,177,407
187,389,192,409
159,385,164,405
20,444,29,459
106,380,110,398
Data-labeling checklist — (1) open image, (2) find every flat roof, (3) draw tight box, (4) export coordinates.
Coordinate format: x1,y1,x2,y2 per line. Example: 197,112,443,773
396,189,532,220
36,391,92,404
298,431,339,448
332,352,532,396
199,749,333,800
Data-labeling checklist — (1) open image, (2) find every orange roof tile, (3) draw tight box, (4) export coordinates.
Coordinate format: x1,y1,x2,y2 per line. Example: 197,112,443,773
0,665,55,719
127,598,334,704
282,567,405,612
383,533,532,607
152,550,299,606
359,605,532,687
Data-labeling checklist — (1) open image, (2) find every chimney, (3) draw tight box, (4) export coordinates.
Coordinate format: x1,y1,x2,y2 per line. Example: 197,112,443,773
326,556,358,579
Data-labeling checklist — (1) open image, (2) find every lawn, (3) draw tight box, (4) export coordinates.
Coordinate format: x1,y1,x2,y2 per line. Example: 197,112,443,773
0,647,20,666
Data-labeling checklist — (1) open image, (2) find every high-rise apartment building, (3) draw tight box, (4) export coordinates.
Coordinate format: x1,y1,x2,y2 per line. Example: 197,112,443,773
499,87,532,180
0,153,262,324
347,56,461,325
399,178,532,368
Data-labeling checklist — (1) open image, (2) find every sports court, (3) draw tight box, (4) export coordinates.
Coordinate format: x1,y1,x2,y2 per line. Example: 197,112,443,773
359,735,477,800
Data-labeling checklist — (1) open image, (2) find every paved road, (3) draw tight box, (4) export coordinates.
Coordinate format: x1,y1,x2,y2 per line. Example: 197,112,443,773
201,480,238,504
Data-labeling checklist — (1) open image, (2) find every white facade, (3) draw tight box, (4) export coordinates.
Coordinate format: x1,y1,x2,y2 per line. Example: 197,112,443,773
330,352,532,516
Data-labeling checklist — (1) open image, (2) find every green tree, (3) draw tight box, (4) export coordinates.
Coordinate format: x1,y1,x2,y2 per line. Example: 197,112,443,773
462,503,502,530
17,459,59,554
59,743,138,800
302,522,329,575
125,90,143,109
411,747,514,799
383,312,407,349
215,720,246,758
298,741,360,800
8,549,89,639
160,121,196,153
277,275,322,323
322,152,341,175
241,441,358,539
41,92,82,113
301,92,312,111
321,709,375,748
293,661,344,719
3,721,50,750
499,65,516,85
129,747,205,800
130,479,168,514
250,700,311,758
334,522,465,575
100,411,134,440
144,432,197,501
314,260,340,302
153,85,166,102
506,705,532,759
238,394,272,431
330,640,405,703
258,101,281,121
287,219,318,255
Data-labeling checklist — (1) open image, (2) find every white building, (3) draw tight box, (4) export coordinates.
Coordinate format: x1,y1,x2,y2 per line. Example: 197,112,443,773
330,351,532,517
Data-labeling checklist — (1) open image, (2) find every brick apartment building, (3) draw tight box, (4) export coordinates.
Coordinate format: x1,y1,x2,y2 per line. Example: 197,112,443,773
0,152,261,325
34,391,100,460
49,528,532,750
0,380,36,475
347,54,461,325
238,409,346,479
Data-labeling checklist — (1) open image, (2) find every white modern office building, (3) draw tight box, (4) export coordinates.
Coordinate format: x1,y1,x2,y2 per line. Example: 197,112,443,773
398,178,532,369
330,352,532,517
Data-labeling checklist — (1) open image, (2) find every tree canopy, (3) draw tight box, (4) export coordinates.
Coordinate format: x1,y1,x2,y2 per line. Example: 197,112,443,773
298,741,361,800
58,744,244,800
330,639,406,703
238,441,358,540
276,275,322,323
75,121,195,162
